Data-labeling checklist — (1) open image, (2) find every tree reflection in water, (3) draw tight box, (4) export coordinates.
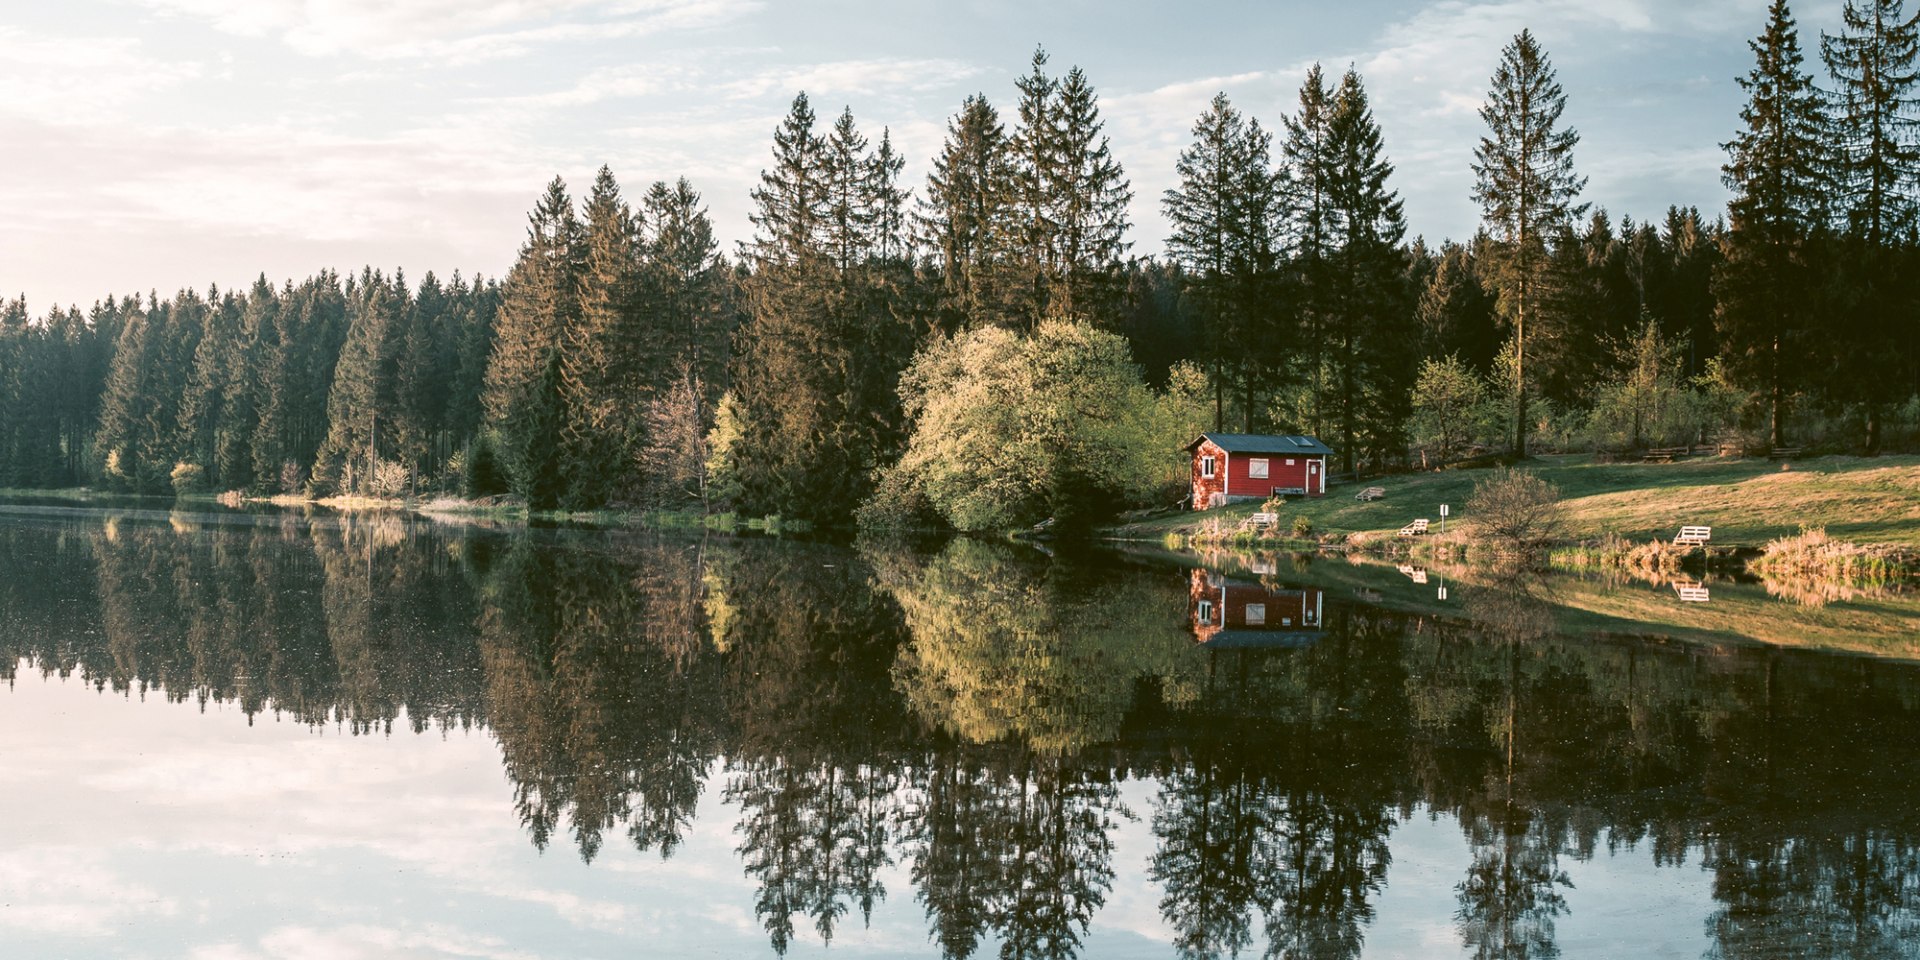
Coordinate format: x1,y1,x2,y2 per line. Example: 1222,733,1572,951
2,512,1920,958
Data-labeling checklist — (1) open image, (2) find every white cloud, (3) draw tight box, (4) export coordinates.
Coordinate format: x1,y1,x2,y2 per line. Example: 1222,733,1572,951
0,26,204,125
131,0,762,62
0,847,180,936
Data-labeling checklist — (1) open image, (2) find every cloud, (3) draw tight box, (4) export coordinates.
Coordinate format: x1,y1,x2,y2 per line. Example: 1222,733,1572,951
0,847,180,936
131,0,762,63
0,26,204,126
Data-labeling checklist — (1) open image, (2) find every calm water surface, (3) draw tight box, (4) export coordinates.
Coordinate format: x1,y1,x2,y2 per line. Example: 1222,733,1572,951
2,506,1917,959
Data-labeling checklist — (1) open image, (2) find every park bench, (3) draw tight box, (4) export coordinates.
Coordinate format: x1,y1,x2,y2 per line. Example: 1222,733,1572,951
1355,486,1386,502
1673,579,1711,603
1397,518,1430,538
1642,446,1688,463
1240,512,1279,533
1768,446,1803,461
1672,525,1712,548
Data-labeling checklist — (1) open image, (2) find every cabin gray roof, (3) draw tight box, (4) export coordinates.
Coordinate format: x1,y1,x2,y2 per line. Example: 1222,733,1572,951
1187,433,1335,457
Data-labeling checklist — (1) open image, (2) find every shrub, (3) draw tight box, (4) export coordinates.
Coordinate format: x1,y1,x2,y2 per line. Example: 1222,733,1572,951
1291,514,1314,538
170,462,206,496
464,436,510,498
366,458,410,498
1466,467,1564,555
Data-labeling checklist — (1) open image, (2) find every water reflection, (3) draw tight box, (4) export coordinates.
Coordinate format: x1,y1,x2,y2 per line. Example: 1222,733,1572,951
3,510,1920,958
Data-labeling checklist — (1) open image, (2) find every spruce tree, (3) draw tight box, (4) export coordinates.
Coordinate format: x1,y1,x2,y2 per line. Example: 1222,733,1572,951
1717,0,1832,448
917,94,1014,329
1282,64,1340,438
1471,30,1587,458
1821,0,1920,450
1822,0,1920,243
867,129,910,261
557,167,642,508
745,93,828,267
1326,68,1413,474
1050,64,1133,324
823,108,876,272
484,178,581,509
1164,92,1281,431
641,179,729,394
1006,47,1062,327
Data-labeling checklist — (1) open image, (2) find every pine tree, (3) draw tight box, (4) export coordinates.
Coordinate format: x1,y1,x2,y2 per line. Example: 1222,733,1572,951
1822,0,1920,243
1164,92,1282,431
746,93,828,268
1472,30,1587,458
484,178,581,509
1006,47,1062,328
559,166,643,508
313,270,404,494
823,108,876,272
917,94,1014,329
1050,64,1133,324
1717,0,1833,448
641,178,729,394
867,129,910,261
1326,68,1413,474
1282,64,1341,438
1821,0,1920,450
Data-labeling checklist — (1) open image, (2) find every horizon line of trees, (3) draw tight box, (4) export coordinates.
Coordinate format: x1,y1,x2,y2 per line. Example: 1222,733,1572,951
2,2,1918,526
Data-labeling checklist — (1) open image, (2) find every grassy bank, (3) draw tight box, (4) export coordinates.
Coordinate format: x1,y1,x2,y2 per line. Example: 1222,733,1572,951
1109,454,1920,550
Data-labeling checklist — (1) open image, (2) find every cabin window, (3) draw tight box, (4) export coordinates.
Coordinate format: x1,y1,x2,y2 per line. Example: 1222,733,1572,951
1249,458,1269,479
1245,603,1266,625
1200,456,1216,478
1286,458,1296,466
1196,600,1214,623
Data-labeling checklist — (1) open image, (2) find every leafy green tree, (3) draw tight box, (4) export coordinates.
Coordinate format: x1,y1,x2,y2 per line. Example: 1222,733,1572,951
1716,0,1833,448
1411,355,1491,466
866,321,1167,533
1472,30,1587,458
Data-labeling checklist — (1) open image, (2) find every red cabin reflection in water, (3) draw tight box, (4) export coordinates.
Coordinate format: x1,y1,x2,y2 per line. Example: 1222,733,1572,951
1188,569,1325,648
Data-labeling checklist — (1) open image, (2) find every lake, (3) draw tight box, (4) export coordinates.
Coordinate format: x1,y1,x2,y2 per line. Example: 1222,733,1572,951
2,505,1917,959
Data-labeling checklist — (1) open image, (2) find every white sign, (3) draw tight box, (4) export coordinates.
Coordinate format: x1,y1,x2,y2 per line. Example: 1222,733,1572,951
1440,504,1450,517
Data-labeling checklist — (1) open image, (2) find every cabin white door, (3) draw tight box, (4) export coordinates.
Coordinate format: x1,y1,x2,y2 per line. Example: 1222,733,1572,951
1308,459,1321,494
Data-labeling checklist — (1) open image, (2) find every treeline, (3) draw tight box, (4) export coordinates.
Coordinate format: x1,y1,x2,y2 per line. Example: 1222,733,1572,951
4,3,1920,526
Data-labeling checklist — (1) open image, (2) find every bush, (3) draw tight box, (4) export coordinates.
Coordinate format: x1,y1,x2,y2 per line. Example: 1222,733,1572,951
170,462,206,496
1466,467,1564,555
366,458,410,498
1291,514,1314,539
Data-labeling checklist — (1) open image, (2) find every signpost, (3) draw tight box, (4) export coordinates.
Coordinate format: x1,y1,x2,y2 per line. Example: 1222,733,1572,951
1439,504,1449,535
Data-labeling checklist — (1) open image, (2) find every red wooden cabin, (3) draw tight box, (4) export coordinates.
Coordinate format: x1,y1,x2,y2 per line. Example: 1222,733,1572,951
1187,433,1333,509
1188,570,1325,648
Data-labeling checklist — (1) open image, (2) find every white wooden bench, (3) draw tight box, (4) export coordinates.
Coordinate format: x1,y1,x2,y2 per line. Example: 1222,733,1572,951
1240,512,1279,532
1672,525,1711,548
1355,486,1386,502
1673,579,1710,603
1397,518,1429,538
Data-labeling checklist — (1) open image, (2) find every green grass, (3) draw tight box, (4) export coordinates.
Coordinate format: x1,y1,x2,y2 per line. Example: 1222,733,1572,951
1109,454,1920,549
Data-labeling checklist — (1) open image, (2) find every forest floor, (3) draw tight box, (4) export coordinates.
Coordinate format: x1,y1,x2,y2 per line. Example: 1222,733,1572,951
1106,453,1920,550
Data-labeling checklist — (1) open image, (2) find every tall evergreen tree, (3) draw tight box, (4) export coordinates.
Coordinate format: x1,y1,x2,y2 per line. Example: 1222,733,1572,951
918,95,1014,330
1325,68,1413,474
1049,64,1133,324
1717,0,1833,448
560,166,643,508
484,179,581,509
1006,47,1063,328
1163,92,1282,431
1283,64,1341,439
641,178,730,395
1821,0,1920,450
1472,30,1587,458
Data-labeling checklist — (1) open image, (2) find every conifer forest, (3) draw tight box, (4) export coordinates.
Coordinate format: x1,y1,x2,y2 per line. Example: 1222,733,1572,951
4,2,1919,530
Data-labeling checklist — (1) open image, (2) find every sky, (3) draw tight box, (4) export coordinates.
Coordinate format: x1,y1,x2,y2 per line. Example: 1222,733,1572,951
0,0,1839,311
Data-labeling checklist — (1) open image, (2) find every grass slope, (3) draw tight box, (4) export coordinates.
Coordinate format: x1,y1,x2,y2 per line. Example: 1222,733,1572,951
1111,454,1920,548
